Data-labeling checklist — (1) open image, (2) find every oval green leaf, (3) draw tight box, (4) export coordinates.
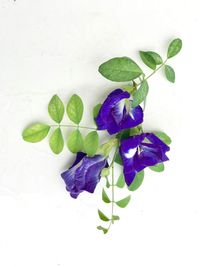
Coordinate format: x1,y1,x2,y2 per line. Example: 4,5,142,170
99,57,143,82
22,123,50,143
132,80,149,107
115,173,125,188
102,188,111,203
149,163,164,172
128,170,144,191
112,215,120,221
116,195,131,208
139,51,156,70
84,131,99,157
66,94,84,124
49,128,64,154
48,95,64,123
167,38,182,58
98,209,110,222
67,129,83,153
146,51,163,65
165,65,175,83
154,131,172,145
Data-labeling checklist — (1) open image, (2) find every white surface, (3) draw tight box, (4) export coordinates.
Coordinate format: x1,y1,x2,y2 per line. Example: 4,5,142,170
0,0,200,266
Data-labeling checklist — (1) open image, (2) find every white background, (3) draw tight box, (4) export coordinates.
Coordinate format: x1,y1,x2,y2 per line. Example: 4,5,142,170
0,0,200,266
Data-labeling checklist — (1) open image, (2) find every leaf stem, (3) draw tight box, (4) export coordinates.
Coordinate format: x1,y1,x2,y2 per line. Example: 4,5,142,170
50,124,97,130
138,58,168,86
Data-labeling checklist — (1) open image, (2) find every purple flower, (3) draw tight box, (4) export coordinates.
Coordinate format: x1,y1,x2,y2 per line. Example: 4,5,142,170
119,133,170,186
95,89,143,135
61,152,107,199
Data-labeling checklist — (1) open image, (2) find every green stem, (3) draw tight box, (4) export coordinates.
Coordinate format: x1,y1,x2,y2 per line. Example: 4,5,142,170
138,59,168,86
107,148,118,231
50,124,97,130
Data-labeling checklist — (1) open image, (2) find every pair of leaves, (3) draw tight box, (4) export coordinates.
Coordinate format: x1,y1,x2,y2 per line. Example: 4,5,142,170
164,38,182,83
49,94,84,125
139,51,162,70
67,130,99,155
99,57,143,82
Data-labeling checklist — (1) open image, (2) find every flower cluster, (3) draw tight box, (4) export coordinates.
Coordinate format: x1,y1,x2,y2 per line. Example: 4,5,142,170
62,88,169,196
22,38,182,234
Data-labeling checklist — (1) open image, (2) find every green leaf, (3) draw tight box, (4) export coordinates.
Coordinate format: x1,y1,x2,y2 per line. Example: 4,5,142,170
154,131,172,145
99,57,143,82
112,215,120,221
97,226,108,234
48,95,64,123
22,123,50,143
165,65,175,83
49,128,64,154
139,51,156,70
93,104,102,119
66,94,84,124
116,195,131,208
84,131,99,157
146,51,163,65
114,152,123,166
102,188,111,203
132,80,149,107
67,129,83,153
128,170,144,191
130,125,142,135
115,173,125,188
149,163,164,172
167,38,182,58
98,209,110,222
97,138,118,157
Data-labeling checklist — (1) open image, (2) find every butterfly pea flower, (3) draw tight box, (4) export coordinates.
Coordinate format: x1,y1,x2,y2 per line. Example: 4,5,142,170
61,152,107,199
119,133,170,186
95,88,143,135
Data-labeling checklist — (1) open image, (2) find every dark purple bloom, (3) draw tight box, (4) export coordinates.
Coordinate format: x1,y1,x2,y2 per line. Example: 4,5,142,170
61,152,107,199
119,133,170,186
95,89,143,135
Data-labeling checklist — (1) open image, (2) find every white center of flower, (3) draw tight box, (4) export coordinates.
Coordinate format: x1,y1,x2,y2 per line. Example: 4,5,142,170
124,148,137,158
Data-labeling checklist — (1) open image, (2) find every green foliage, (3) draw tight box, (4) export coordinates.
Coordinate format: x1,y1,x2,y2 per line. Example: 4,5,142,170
22,123,50,143
97,226,108,234
48,95,64,123
66,94,84,124
167,38,182,58
116,195,131,208
97,138,118,157
112,215,120,221
99,57,143,82
67,129,83,153
165,65,175,83
115,173,125,188
114,152,123,165
102,188,111,203
98,209,110,222
149,163,164,172
93,103,102,120
49,128,64,154
128,170,144,191
146,51,163,65
84,131,99,157
139,51,157,70
132,80,149,107
154,131,172,145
